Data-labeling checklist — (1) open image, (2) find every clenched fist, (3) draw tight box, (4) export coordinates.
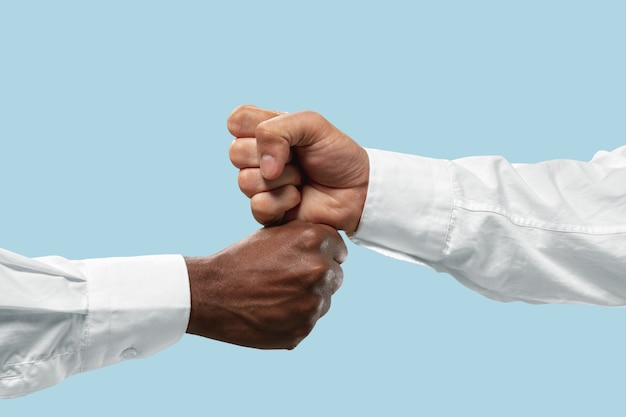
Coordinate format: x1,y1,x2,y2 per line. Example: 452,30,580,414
228,105,370,234
185,221,347,350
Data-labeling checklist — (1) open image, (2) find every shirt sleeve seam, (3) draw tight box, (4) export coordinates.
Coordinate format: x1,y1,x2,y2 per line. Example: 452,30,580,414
1,350,82,370
79,261,112,372
439,160,457,259
79,268,92,373
454,200,626,235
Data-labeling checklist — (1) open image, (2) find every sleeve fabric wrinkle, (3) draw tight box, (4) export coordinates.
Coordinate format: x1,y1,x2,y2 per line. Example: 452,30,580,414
0,250,190,399
351,146,626,305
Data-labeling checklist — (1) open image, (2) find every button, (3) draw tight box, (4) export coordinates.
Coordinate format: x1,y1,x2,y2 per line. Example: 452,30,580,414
121,348,138,359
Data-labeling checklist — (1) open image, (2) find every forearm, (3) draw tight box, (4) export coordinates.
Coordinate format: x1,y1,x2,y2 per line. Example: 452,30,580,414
351,146,626,305
1,220,345,398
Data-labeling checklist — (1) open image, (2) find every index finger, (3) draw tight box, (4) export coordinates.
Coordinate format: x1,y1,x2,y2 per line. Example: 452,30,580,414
227,104,285,138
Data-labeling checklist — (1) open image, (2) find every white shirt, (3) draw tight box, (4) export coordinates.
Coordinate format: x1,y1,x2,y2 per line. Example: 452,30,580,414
352,145,626,305
0,251,189,399
3,145,626,398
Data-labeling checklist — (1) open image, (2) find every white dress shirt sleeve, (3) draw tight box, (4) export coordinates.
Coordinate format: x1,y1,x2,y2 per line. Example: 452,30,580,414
351,146,626,305
0,250,190,399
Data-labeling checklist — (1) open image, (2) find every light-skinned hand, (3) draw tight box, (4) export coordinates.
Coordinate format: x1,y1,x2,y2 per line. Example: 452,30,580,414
228,105,370,234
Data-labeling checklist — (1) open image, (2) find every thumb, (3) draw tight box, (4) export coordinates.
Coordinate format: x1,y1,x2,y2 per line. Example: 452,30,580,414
255,111,330,180
255,123,291,180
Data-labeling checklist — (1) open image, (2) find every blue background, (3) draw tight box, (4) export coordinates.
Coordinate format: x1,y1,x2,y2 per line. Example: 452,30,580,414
1,1,625,415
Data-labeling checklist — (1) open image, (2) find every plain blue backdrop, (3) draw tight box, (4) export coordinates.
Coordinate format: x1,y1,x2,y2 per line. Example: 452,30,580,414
1,1,625,415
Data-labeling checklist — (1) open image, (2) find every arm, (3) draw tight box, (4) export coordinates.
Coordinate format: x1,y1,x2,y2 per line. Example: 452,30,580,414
0,221,346,398
0,250,188,399
228,104,626,305
353,146,626,305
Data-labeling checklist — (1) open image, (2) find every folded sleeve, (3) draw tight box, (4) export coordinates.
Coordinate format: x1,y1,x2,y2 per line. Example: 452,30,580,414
0,250,190,399
351,146,626,305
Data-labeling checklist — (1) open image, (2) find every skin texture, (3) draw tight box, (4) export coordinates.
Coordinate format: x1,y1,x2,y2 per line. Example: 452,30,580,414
228,105,370,235
185,221,347,350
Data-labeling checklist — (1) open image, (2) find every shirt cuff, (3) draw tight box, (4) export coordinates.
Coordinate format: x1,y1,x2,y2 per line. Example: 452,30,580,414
73,254,190,372
350,148,453,265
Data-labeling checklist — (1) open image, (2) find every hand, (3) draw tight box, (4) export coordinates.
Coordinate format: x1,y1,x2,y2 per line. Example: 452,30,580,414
185,221,347,350
228,105,370,234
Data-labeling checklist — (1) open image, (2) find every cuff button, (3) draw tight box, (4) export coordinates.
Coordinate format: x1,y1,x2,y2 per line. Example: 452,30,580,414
121,348,138,359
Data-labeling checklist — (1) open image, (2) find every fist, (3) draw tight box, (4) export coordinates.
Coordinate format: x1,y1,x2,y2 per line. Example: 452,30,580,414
186,221,347,349
228,105,370,234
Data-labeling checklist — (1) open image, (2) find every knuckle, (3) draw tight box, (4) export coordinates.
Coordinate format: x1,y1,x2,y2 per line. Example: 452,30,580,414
322,269,343,296
237,168,258,195
309,261,331,281
226,105,247,133
251,196,283,225
332,268,344,293
252,187,299,222
297,226,341,257
254,120,274,140
228,142,245,167
229,138,258,167
226,118,239,136
252,210,280,226
338,241,348,263
297,225,327,247
228,140,238,162
227,104,260,136
319,296,331,317
301,109,324,122
251,192,273,216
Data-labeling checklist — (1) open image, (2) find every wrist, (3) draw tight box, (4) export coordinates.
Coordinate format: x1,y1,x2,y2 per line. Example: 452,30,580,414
343,148,370,235
185,256,213,336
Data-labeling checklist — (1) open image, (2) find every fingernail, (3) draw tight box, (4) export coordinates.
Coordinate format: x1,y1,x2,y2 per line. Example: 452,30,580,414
260,154,276,178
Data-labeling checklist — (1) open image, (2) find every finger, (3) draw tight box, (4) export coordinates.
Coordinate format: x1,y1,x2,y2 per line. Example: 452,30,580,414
316,268,342,319
255,111,332,180
230,137,294,169
238,164,302,198
334,235,349,264
227,104,284,138
229,138,258,168
329,265,344,295
318,295,332,318
251,185,301,226
314,262,344,296
317,224,348,264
